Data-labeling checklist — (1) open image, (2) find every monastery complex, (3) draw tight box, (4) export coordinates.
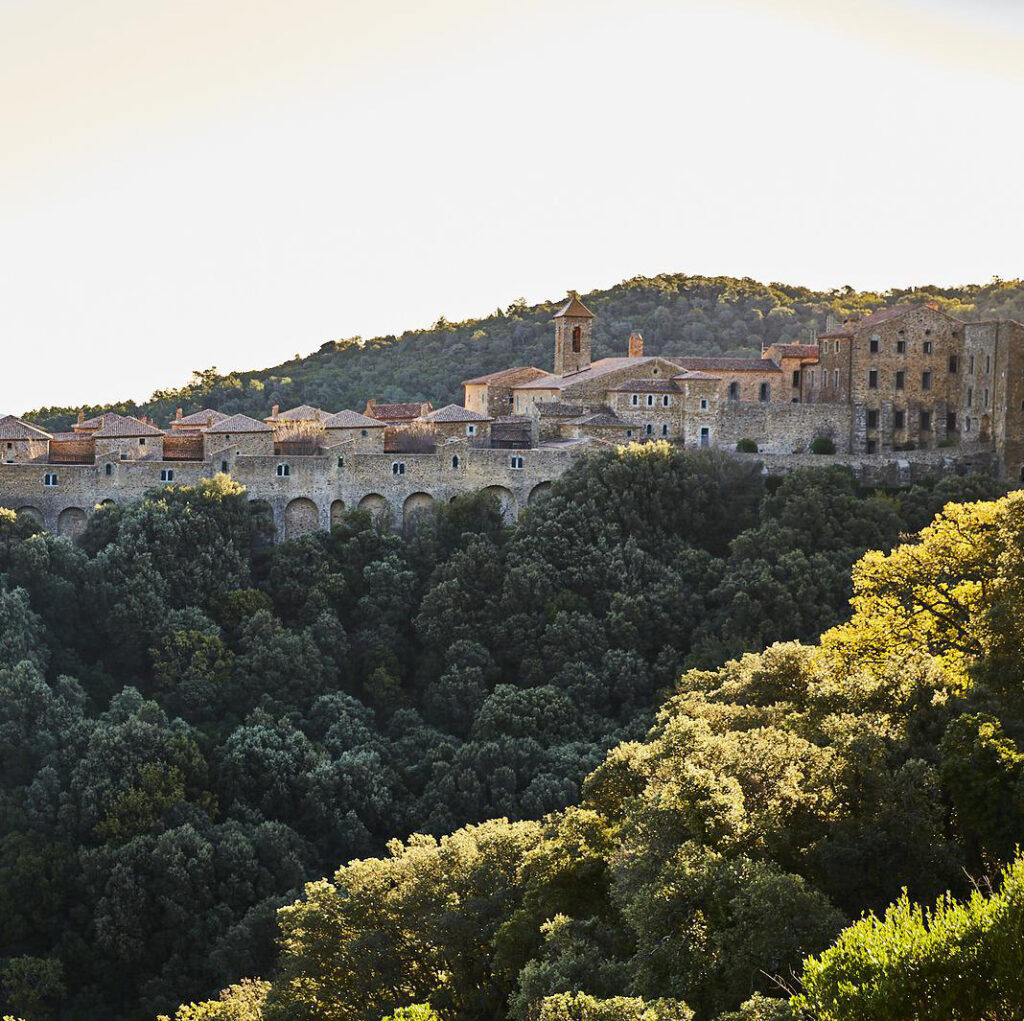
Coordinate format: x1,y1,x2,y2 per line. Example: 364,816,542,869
2,294,1021,540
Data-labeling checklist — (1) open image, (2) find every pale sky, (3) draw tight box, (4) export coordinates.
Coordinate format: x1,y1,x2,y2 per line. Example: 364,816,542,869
1,0,1022,413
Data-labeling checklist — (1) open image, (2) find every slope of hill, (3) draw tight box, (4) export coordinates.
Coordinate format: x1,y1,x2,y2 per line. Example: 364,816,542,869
24,274,1024,432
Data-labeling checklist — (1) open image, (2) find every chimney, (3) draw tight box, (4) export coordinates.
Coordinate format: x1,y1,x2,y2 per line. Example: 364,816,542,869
271,404,280,418
925,300,940,311
175,408,183,420
77,410,85,424
628,331,644,358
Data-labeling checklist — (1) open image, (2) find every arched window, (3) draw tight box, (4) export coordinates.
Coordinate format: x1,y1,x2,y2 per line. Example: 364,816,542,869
571,325,582,352
662,394,670,407
645,424,654,436
646,394,654,407
661,424,669,436
728,382,740,401
104,463,113,476
631,394,639,406
160,468,174,482
759,382,770,402
276,463,290,477
509,455,524,470
392,461,406,475
43,472,59,487
451,455,460,469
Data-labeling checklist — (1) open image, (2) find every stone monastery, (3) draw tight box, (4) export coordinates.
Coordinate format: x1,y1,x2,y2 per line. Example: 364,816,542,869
2,294,1022,540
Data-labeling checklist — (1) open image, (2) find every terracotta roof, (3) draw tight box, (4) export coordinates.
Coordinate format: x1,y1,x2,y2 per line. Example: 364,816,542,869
422,404,493,423
819,304,957,339
48,431,80,442
569,412,632,428
268,404,328,422
553,292,595,319
0,415,52,440
94,416,165,438
674,357,782,373
367,402,433,420
324,409,385,429
74,413,120,432
173,408,228,428
513,357,665,391
462,366,551,386
607,378,681,393
767,344,819,360
204,413,273,434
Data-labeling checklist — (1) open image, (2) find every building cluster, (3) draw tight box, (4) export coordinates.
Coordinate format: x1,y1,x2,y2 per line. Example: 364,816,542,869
2,294,1021,540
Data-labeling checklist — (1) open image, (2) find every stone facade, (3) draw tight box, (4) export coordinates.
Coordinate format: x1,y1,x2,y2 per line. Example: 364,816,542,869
4,295,1022,542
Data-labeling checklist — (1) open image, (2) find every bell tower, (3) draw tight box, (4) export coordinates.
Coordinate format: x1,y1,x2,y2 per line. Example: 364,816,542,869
553,291,595,376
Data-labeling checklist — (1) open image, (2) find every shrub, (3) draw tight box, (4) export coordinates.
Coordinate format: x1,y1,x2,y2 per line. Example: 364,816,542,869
736,438,759,453
810,436,836,455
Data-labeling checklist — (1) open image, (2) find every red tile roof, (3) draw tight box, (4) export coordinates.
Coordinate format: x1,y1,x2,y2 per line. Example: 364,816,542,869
462,366,550,386
205,413,273,434
324,410,385,429
422,404,493,423
553,292,595,319
267,404,329,423
366,401,433,421
0,415,52,440
768,344,819,360
94,416,165,438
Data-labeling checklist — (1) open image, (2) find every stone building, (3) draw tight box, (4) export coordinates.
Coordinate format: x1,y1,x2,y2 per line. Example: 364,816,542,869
2,293,1020,543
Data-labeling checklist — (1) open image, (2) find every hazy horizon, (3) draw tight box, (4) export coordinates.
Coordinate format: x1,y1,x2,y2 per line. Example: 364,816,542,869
3,0,1022,412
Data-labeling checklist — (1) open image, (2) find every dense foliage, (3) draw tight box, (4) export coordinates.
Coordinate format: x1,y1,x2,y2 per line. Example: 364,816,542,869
24,274,1024,431
168,480,1024,1021
0,448,1012,1019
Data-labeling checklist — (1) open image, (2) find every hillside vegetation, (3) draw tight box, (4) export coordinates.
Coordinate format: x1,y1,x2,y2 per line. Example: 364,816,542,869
25,274,1024,431
0,448,1007,1020
167,478,1024,1021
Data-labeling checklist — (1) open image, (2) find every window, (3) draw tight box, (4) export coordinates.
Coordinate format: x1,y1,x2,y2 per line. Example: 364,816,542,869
835,341,841,356
105,463,113,476
897,340,907,354
43,472,59,487
699,398,709,410
571,325,582,352
966,417,972,432
728,382,739,401
276,463,290,477
451,455,460,469
949,355,959,373
631,394,639,406
866,439,877,454
921,410,932,431
985,388,990,409
986,355,991,374
834,369,840,388
225,434,231,441
625,429,633,438
360,429,368,438
970,355,975,374
465,424,476,436
866,409,879,429
759,382,770,402
792,369,800,388
337,457,344,468
923,341,933,355
922,371,932,391
869,336,880,353
646,394,655,407
895,370,905,390
822,341,829,355
661,424,669,436
160,469,174,482
644,424,654,436
894,410,905,429
662,394,670,407
699,426,710,448
946,412,957,431
509,455,524,470
4,442,10,450
221,460,229,473
967,387,974,407
139,438,146,446
868,370,878,389
392,461,405,475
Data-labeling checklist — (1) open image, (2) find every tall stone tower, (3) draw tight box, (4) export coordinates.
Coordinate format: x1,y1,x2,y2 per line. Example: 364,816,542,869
553,291,595,376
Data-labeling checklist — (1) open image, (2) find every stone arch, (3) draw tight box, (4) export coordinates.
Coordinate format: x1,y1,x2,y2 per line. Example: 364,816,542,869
357,493,392,527
285,497,320,540
403,491,436,531
528,481,554,504
57,507,87,539
482,485,517,523
330,499,347,530
15,506,43,526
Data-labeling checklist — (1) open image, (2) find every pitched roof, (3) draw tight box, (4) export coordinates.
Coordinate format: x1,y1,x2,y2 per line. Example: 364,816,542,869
673,370,723,381
674,357,782,373
767,344,820,360
537,402,586,417
268,404,328,422
0,415,51,440
516,356,682,391
204,413,273,434
819,304,956,338
569,412,632,428
462,366,551,386
94,415,165,438
324,409,385,429
173,408,228,428
422,404,493,423
553,292,595,319
74,413,120,432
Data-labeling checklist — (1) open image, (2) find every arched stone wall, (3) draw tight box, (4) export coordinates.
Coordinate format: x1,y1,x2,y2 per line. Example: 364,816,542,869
57,507,87,539
402,491,435,531
528,481,554,504
15,506,43,526
330,499,347,529
481,485,516,523
357,493,392,527
284,497,319,540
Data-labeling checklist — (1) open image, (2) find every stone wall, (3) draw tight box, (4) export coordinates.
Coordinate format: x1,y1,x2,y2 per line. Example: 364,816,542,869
714,402,853,454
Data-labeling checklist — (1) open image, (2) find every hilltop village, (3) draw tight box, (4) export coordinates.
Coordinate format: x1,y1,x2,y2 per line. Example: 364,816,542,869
2,293,1022,540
